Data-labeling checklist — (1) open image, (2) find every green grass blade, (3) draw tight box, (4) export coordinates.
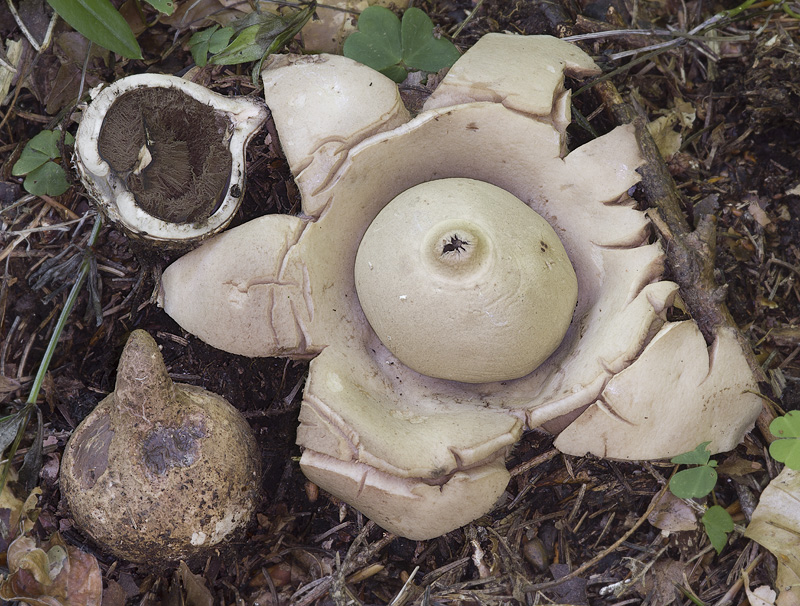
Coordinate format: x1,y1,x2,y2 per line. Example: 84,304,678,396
47,0,143,59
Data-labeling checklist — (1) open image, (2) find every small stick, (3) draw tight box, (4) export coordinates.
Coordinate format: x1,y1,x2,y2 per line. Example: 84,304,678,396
593,80,767,385
523,482,671,593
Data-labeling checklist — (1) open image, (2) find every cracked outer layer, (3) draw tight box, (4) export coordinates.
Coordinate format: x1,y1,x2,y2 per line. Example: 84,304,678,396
160,35,762,539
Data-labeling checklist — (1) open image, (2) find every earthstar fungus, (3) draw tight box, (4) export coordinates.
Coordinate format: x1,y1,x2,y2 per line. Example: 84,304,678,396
160,34,762,539
75,74,268,245
60,330,260,564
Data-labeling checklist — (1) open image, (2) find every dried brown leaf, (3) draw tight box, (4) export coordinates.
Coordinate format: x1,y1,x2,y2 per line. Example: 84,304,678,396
647,491,697,533
101,579,127,606
0,375,22,395
1,533,102,606
716,454,763,479
635,559,685,606
744,570,779,606
178,561,214,606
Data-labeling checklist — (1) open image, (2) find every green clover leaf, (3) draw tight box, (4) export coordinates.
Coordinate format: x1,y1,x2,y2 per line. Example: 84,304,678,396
12,130,74,196
344,6,459,83
23,162,72,196
769,410,800,438
343,6,402,73
769,411,800,470
401,8,460,73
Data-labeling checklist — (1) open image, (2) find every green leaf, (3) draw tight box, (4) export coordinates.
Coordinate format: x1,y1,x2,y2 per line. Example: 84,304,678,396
144,0,175,15
343,6,403,73
343,6,458,82
188,26,216,66
23,162,71,196
379,65,409,82
211,24,266,65
701,505,734,554
189,26,233,67
28,129,62,158
13,148,51,176
250,2,316,82
669,465,718,499
770,438,800,470
209,27,234,54
400,7,459,73
0,411,28,457
12,130,74,176
770,410,800,439
767,412,800,469
671,441,712,466
211,3,314,67
46,0,142,59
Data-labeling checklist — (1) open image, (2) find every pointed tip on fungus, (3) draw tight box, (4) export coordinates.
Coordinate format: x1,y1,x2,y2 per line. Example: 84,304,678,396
114,329,174,407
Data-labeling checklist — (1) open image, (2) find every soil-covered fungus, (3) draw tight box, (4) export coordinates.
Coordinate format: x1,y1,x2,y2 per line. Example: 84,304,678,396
75,74,267,244
160,34,763,539
60,331,260,564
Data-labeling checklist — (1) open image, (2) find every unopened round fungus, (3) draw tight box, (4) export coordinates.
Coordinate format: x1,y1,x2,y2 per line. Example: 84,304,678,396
60,331,260,565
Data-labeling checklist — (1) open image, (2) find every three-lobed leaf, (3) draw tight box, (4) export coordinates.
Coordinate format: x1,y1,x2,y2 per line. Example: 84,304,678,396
343,6,403,73
47,0,143,59
770,410,800,438
13,130,74,196
12,147,52,176
29,130,74,161
769,439,800,469
13,130,74,175
23,163,71,196
701,505,734,554
343,5,459,83
769,411,800,469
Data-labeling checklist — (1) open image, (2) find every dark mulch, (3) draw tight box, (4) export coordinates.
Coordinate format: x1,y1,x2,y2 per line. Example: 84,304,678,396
1,0,798,604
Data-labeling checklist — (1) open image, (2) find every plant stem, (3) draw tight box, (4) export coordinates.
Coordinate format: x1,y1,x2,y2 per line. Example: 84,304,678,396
26,214,102,405
0,213,103,498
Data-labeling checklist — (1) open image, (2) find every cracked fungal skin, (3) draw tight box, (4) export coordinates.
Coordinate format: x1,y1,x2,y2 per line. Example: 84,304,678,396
160,35,763,539
60,330,260,565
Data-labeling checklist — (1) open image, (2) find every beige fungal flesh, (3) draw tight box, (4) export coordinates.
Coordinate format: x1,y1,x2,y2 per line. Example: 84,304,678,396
355,178,578,383
159,34,763,540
